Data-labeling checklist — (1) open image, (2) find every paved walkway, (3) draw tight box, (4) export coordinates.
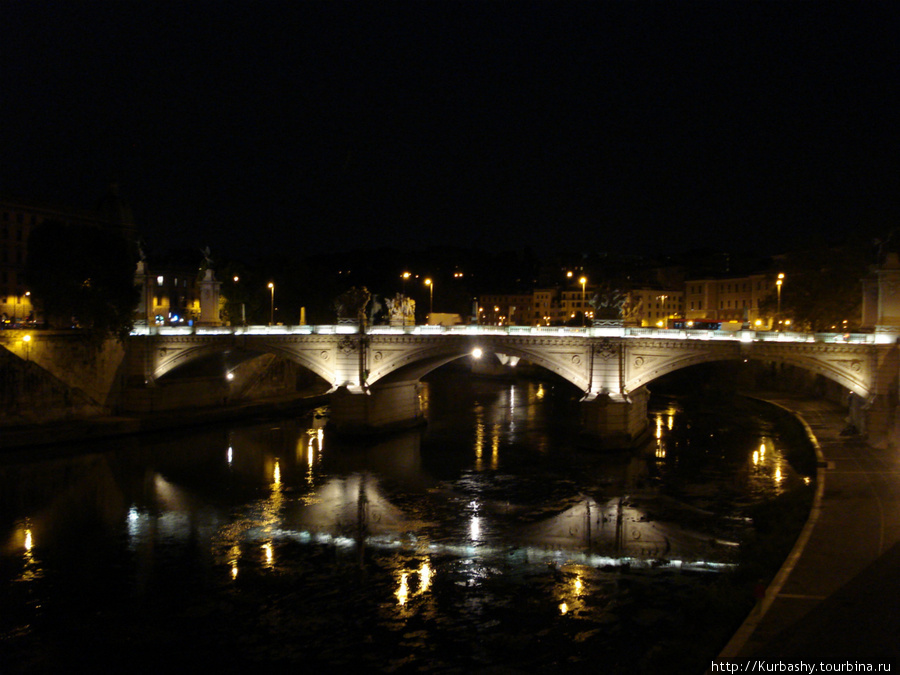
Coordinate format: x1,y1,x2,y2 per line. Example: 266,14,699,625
718,395,900,664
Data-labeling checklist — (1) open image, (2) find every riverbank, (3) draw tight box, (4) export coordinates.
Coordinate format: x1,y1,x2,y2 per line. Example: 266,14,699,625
716,394,900,665
0,390,329,453
634,391,819,673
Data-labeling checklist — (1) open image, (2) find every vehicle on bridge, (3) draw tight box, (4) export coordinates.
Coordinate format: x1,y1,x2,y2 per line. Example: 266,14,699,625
667,319,722,331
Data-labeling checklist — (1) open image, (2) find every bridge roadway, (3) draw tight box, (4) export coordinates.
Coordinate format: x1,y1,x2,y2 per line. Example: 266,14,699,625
127,324,900,445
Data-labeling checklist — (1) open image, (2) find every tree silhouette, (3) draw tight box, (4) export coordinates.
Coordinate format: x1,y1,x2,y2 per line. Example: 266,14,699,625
25,220,139,339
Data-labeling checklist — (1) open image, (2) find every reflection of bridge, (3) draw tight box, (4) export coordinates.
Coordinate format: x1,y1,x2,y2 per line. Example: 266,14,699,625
127,324,899,447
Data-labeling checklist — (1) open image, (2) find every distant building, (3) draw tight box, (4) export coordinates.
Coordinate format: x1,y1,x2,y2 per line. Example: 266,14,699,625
143,267,203,326
532,288,562,325
626,288,684,327
0,186,139,324
684,273,775,327
478,294,533,325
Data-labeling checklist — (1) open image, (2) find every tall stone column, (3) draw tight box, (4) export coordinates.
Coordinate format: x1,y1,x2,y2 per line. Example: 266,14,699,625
133,260,153,327
198,269,222,326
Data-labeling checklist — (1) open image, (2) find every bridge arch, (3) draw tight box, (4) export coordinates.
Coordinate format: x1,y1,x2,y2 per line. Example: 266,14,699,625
366,334,591,392
145,335,335,386
621,339,872,399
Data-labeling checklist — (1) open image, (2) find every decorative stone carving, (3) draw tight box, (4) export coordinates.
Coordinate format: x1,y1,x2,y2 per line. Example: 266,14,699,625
595,339,617,360
338,337,357,354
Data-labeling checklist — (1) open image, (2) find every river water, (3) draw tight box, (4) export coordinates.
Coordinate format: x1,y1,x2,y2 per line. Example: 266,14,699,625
1,371,810,673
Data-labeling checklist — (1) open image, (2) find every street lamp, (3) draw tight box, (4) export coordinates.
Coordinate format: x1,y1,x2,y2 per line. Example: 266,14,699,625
424,278,433,322
401,272,411,324
776,273,784,328
579,277,587,327
267,282,275,325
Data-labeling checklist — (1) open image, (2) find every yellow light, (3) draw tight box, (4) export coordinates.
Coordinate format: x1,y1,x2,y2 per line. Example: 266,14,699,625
752,450,759,465
262,542,274,567
472,348,483,359
559,602,569,615
574,576,583,594
231,561,239,580
424,278,432,286
23,334,31,343
273,459,281,485
24,528,33,552
579,276,587,285
418,563,433,593
397,572,409,606
402,272,411,279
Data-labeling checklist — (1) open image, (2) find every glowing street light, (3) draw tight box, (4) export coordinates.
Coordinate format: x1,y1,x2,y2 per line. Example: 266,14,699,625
579,276,587,327
776,273,784,328
267,282,275,325
401,272,411,324
424,278,433,321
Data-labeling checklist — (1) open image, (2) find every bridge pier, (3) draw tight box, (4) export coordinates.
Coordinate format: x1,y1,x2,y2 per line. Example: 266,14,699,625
580,387,651,450
329,380,425,435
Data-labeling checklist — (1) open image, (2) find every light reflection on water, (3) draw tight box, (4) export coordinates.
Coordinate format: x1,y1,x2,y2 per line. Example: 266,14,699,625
0,374,811,669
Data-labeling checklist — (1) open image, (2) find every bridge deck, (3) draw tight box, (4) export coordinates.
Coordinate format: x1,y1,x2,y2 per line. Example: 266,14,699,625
130,324,891,345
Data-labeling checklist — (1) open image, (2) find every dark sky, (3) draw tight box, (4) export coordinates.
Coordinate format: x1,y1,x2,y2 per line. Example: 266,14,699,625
2,1,898,261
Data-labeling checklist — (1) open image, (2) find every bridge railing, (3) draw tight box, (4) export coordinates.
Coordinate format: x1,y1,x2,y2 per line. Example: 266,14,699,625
130,324,891,344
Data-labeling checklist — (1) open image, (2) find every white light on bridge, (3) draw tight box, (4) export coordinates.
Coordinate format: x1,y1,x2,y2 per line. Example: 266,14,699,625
472,348,483,359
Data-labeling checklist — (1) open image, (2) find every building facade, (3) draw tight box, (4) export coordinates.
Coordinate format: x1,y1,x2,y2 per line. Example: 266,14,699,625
625,288,685,327
684,273,775,327
478,294,534,326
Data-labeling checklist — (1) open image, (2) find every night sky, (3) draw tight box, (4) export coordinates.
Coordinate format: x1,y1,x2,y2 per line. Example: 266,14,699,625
2,1,898,261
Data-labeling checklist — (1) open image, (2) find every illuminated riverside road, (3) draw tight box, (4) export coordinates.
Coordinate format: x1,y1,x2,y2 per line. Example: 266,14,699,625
1,370,815,672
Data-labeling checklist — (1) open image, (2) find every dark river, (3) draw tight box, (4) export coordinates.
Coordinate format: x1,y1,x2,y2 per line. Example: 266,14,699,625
1,371,810,673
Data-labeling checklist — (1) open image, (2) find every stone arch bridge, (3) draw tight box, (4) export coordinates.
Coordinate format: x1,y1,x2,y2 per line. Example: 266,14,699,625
125,324,899,447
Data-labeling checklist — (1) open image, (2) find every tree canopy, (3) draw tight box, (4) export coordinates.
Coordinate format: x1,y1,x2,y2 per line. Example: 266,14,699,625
760,242,870,332
25,220,139,339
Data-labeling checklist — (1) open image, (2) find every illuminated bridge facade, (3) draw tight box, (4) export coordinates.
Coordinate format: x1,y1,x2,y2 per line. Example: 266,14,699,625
124,324,899,447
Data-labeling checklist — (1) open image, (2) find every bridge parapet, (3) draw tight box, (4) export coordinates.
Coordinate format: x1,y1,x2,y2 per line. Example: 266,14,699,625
130,324,897,345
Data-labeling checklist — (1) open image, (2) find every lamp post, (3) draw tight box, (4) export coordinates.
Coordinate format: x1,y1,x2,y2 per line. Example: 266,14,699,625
268,282,275,325
424,278,433,323
401,272,411,324
776,273,784,329
579,277,587,327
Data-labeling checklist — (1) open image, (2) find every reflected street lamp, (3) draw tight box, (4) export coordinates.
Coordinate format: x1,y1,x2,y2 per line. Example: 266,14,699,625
579,277,587,327
268,282,275,325
424,278,433,322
